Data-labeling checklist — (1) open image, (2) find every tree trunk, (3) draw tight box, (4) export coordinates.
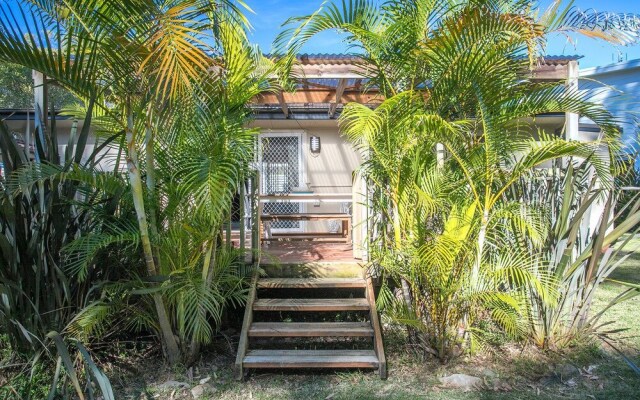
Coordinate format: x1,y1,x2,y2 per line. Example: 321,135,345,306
392,194,418,345
144,106,160,260
126,104,181,365
472,210,489,288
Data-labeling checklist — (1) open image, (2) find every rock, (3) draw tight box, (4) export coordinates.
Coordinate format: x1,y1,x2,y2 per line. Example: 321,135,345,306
191,384,205,399
157,380,189,390
583,365,598,375
555,364,580,380
439,374,483,391
191,384,215,399
490,380,513,392
199,377,211,385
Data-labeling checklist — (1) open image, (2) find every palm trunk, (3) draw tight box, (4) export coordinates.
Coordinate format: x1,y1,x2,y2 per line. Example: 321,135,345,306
188,227,219,364
464,209,489,345
126,103,180,365
392,197,413,309
392,193,417,347
472,209,489,288
203,229,218,285
144,106,160,251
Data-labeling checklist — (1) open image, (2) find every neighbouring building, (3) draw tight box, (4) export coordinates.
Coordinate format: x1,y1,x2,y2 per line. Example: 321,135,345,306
580,58,640,151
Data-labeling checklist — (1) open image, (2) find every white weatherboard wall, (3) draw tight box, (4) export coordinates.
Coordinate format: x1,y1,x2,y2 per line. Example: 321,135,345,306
250,119,365,253
2,117,122,172
580,59,640,148
579,60,639,235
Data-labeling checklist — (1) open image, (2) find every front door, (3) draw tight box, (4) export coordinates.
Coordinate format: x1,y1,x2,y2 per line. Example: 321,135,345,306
259,133,304,232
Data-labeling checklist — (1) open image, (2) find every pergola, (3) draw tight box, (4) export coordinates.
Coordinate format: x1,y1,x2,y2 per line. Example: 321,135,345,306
252,54,380,120
251,53,582,120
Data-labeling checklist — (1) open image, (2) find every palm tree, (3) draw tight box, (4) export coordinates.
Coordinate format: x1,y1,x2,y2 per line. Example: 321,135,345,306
0,0,268,364
275,0,637,359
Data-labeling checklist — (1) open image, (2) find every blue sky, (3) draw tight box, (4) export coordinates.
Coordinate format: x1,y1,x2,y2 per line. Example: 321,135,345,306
244,0,640,68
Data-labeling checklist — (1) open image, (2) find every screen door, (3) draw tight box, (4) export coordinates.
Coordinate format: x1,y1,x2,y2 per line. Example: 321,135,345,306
259,134,304,231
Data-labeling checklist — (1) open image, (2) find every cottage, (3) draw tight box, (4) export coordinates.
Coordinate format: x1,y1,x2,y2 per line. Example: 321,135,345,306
233,54,595,378
0,54,602,379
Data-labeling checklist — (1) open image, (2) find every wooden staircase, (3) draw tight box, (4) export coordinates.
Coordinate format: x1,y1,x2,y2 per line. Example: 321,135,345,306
235,265,386,379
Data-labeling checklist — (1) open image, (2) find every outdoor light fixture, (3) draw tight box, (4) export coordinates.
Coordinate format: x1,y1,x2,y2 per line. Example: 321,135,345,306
310,136,321,154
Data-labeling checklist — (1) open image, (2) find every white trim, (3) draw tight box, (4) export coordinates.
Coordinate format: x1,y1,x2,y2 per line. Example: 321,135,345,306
580,58,640,77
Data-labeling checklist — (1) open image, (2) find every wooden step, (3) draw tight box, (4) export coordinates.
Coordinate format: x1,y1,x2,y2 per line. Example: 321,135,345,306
253,298,369,311
258,278,365,289
261,261,364,278
243,349,378,369
249,322,374,337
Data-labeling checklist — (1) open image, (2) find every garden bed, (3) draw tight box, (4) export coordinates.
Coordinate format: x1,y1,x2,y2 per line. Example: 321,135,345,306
103,243,640,399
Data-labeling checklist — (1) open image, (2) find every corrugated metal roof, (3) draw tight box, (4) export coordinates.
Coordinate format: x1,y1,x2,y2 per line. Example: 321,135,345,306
283,53,583,66
297,53,362,65
538,55,583,65
298,78,370,89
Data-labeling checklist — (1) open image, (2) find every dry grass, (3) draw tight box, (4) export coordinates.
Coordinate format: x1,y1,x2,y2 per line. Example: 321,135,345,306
112,236,640,400
7,237,637,399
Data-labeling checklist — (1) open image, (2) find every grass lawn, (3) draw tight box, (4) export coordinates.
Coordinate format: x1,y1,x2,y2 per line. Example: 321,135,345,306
107,235,639,399
591,234,640,351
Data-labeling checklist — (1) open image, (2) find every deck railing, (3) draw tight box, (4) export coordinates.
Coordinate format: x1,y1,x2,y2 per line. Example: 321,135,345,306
226,172,371,264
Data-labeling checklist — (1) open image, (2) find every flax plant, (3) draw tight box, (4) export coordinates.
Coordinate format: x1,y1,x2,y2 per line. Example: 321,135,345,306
0,0,277,364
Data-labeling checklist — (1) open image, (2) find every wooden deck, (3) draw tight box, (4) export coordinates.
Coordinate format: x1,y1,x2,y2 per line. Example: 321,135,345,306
226,229,360,264
229,223,386,379
261,241,358,264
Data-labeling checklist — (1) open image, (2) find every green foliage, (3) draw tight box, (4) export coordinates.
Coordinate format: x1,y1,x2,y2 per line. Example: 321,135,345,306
0,107,128,398
517,161,640,351
278,0,637,362
0,107,129,354
0,62,32,108
0,0,279,365
165,247,250,346
614,149,640,226
48,331,115,400
0,62,79,108
0,352,52,400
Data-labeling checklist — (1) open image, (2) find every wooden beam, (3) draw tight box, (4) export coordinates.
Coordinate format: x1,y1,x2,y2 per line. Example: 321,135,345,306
239,180,245,256
299,63,366,79
259,262,364,278
257,278,366,289
235,272,259,380
275,91,289,118
329,78,347,118
248,322,373,337
260,213,351,221
251,171,260,265
31,71,48,158
366,277,387,379
33,71,48,122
